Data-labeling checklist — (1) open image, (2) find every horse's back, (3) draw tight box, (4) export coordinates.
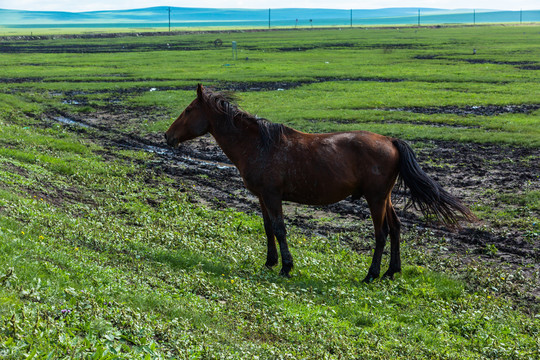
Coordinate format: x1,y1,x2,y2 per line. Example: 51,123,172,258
263,130,399,205
294,130,398,171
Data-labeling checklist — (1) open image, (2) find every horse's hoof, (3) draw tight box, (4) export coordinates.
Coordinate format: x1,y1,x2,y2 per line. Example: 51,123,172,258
279,271,291,278
362,273,378,283
382,272,394,280
279,267,292,278
265,260,278,269
382,270,400,280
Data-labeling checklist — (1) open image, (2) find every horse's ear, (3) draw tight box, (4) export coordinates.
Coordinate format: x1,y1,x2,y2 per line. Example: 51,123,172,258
197,84,204,99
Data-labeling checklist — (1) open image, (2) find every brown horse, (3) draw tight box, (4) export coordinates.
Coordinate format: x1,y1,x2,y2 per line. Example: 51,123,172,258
165,84,475,282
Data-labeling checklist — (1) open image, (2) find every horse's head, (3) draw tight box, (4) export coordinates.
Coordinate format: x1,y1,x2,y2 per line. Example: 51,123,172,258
164,84,210,148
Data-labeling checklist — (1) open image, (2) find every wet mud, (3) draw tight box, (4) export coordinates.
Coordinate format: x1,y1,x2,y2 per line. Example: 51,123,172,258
382,104,540,116
0,41,208,54
414,54,539,71
46,110,539,308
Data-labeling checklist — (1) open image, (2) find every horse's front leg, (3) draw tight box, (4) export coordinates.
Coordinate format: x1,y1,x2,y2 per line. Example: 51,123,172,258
261,194,293,277
259,199,278,268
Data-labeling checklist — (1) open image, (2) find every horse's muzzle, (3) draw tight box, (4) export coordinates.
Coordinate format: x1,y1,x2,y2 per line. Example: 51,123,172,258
164,133,179,148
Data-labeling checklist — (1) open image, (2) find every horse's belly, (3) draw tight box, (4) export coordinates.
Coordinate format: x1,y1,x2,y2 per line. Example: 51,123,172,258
282,176,357,205
283,192,351,206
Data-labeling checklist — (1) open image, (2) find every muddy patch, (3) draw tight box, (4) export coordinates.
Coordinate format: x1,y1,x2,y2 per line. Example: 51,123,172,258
214,76,403,92
180,77,403,92
520,64,540,70
0,77,44,83
414,54,439,60
277,42,426,52
381,104,540,116
414,54,539,70
307,118,478,129
277,42,358,52
462,58,536,66
0,40,209,54
374,120,480,129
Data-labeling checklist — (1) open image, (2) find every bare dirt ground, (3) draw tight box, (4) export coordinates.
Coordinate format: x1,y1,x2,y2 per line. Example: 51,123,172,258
46,109,539,311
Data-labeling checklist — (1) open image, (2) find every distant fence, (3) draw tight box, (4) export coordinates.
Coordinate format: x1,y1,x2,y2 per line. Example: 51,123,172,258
161,8,539,30
3,8,539,30
263,9,540,29
167,9,540,30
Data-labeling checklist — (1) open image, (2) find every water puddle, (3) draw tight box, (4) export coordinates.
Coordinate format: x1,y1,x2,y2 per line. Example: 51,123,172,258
51,114,235,171
62,100,81,105
141,145,170,155
53,116,91,128
178,155,234,170
121,142,235,171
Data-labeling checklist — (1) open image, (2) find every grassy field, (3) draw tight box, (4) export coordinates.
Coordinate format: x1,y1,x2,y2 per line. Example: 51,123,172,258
0,25,539,358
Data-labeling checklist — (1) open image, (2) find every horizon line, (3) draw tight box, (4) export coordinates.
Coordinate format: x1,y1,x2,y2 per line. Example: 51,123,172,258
1,6,538,13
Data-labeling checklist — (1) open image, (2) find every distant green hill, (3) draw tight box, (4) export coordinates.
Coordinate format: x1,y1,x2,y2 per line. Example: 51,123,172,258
0,7,538,28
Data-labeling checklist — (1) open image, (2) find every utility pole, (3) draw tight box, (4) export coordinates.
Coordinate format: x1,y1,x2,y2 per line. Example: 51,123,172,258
350,9,352,28
418,9,420,27
268,8,271,29
520,9,523,24
168,7,171,32
473,9,475,25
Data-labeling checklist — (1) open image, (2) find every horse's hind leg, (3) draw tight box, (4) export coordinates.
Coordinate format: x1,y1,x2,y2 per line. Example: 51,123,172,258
259,199,278,268
383,201,401,279
260,195,293,277
363,196,389,283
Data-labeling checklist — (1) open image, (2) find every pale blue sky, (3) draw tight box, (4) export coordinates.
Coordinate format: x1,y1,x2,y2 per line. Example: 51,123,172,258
0,0,537,12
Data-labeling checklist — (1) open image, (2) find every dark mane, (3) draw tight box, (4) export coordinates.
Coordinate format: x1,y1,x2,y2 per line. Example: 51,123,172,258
201,88,288,151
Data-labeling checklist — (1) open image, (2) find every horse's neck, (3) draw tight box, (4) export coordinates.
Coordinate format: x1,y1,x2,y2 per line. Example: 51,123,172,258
208,114,260,169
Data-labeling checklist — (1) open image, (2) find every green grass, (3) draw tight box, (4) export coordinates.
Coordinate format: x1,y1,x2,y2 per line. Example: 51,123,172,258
0,25,539,358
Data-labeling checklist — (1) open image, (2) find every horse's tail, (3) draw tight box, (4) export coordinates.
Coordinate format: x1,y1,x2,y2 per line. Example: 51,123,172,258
392,138,476,227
